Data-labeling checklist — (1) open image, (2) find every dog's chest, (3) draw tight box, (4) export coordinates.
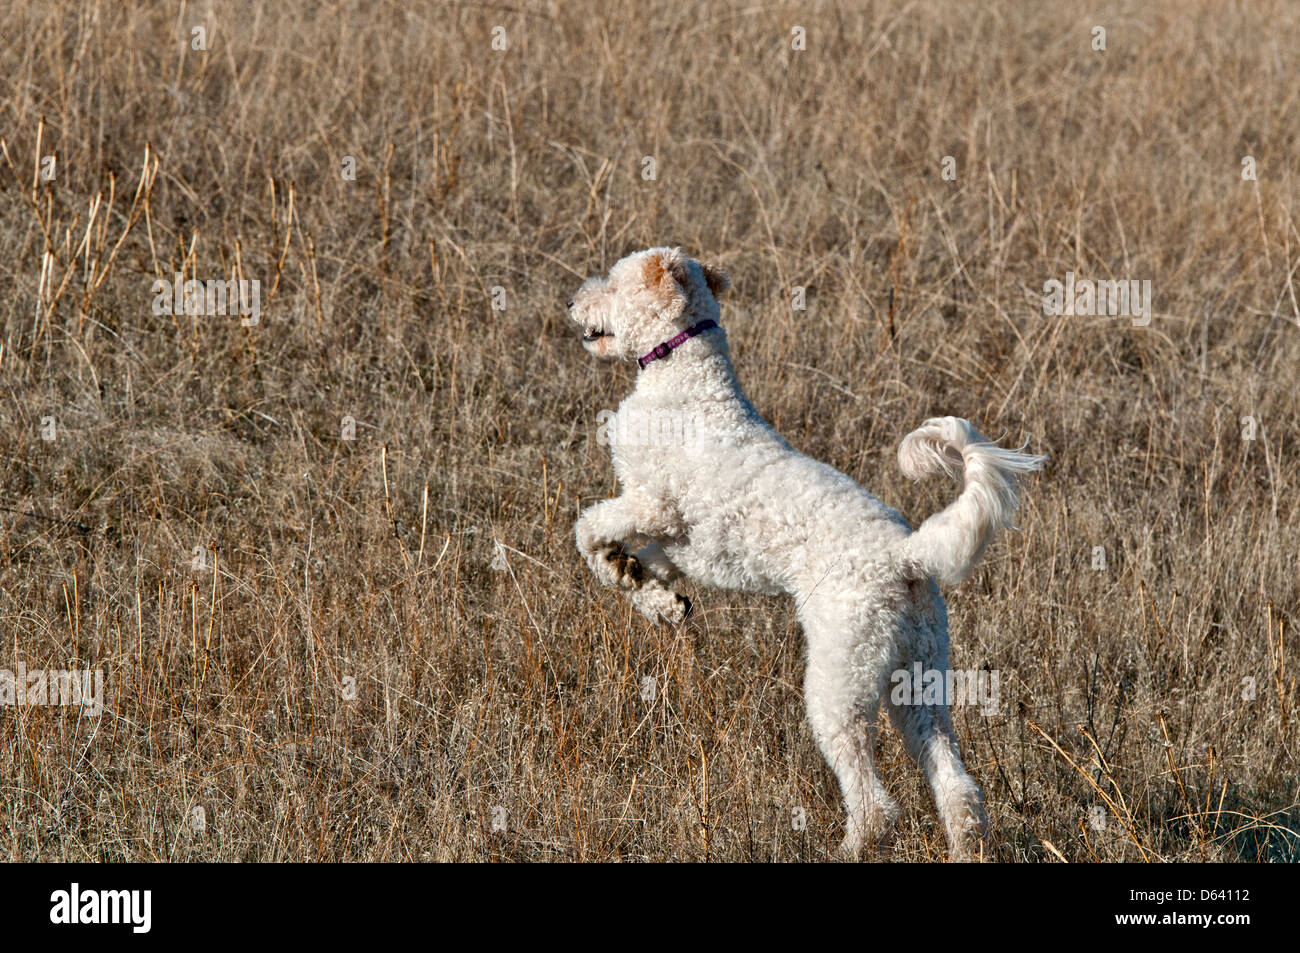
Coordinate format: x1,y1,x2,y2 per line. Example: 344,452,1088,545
600,400,700,472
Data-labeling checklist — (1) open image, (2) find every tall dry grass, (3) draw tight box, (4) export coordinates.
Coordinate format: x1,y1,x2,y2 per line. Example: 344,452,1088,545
0,0,1296,861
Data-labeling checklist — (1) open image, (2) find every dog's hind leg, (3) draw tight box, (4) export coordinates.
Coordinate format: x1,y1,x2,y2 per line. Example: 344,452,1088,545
800,605,899,859
886,651,989,861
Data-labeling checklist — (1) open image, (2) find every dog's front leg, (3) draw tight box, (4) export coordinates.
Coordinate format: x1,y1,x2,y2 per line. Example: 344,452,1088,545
575,494,691,624
574,493,661,589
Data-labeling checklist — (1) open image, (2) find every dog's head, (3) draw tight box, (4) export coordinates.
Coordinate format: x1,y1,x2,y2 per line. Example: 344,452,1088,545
567,247,730,363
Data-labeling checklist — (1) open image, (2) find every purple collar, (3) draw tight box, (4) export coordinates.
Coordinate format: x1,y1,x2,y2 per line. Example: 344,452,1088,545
637,319,717,370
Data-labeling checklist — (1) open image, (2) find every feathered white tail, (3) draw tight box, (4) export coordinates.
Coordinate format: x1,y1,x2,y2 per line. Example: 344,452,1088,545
896,417,1046,586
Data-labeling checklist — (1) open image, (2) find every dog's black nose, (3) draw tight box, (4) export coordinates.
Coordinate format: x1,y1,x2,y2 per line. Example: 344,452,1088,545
565,297,574,309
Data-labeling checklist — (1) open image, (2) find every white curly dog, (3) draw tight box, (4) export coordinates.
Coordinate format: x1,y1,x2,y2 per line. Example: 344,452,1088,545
569,247,1044,860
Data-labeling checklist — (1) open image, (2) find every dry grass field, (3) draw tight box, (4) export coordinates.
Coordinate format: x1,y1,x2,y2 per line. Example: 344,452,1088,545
1,0,1297,862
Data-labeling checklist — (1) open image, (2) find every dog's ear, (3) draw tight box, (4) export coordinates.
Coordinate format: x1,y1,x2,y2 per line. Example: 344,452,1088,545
700,262,730,297
641,249,690,300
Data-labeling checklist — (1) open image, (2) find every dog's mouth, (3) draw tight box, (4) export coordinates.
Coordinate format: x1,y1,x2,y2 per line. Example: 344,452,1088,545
582,329,610,343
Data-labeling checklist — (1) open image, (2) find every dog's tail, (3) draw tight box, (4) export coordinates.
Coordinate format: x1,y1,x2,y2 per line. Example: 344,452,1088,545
896,417,1045,586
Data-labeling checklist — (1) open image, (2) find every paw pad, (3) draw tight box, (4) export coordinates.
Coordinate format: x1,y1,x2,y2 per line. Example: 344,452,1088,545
605,547,645,589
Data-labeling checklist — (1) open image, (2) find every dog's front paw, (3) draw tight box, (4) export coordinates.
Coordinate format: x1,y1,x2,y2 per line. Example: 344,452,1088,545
604,546,646,590
582,543,640,589
665,592,692,625
630,586,693,626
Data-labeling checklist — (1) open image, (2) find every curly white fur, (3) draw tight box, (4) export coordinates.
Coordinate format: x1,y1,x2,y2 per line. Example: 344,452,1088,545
897,416,1046,586
569,247,1045,860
